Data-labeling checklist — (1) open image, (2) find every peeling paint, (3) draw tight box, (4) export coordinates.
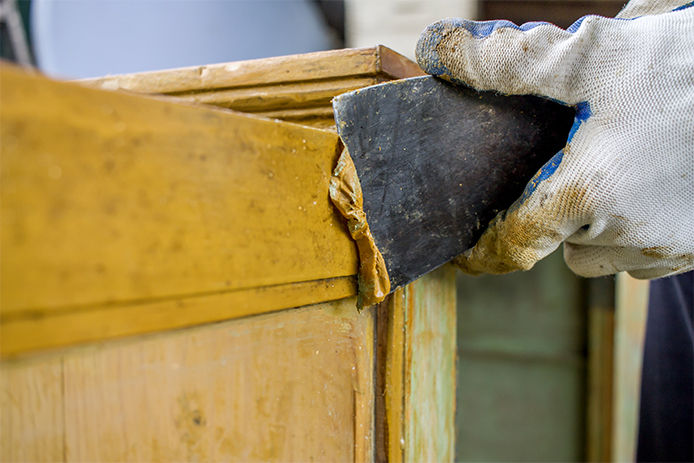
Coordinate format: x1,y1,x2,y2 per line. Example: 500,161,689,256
329,148,390,308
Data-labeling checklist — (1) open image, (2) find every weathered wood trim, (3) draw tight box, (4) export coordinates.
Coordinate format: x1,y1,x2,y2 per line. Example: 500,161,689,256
376,266,457,462
1,276,356,358
404,265,456,462
82,46,421,94
81,46,424,128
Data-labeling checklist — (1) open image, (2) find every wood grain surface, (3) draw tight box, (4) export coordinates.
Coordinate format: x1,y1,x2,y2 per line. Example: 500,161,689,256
82,46,424,128
1,298,374,462
376,266,457,463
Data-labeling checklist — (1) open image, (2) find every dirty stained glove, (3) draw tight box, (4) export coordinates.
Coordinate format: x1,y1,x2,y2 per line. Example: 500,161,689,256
415,1,694,279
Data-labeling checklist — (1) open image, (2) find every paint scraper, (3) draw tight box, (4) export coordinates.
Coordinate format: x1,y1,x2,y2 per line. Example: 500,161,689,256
329,76,574,307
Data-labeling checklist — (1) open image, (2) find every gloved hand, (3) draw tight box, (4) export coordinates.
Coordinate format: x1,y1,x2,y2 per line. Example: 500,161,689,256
415,0,694,279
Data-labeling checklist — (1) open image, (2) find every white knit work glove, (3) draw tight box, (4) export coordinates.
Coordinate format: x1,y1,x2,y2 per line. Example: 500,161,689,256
415,1,694,279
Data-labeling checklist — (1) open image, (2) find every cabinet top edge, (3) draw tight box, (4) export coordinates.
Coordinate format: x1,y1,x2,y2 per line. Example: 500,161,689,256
79,46,424,95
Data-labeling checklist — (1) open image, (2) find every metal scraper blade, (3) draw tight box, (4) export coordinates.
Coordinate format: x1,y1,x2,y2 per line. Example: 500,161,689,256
332,75,574,292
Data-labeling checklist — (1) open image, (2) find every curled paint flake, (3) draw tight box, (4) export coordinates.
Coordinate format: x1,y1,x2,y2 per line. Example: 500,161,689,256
329,148,390,308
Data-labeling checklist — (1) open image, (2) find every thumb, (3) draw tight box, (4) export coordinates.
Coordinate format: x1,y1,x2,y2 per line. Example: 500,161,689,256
453,199,564,275
453,147,584,274
416,17,595,103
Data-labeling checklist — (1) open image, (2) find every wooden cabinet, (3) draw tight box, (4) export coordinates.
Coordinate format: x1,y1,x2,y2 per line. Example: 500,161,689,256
1,47,456,462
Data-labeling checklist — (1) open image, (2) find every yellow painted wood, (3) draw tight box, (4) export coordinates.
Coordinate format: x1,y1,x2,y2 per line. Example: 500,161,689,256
1,47,425,356
1,298,374,462
0,64,357,318
1,276,355,357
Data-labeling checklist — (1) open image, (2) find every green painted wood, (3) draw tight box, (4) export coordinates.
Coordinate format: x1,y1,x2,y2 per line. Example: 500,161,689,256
404,265,457,462
455,250,588,462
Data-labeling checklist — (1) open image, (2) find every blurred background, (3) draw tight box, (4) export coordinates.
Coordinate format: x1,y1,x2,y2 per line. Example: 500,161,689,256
1,1,636,461
2,0,624,78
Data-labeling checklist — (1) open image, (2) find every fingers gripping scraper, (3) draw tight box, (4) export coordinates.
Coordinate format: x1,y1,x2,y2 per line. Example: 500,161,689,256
329,76,575,307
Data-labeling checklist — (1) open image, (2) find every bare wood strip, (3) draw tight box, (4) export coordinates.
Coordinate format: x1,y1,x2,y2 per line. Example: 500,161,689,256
375,267,457,463
177,76,381,112
612,274,649,462
82,48,385,94
376,289,406,463
353,306,376,463
587,278,615,462
255,106,336,120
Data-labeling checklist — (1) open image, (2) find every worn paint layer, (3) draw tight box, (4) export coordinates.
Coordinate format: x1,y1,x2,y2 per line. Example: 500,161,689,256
329,148,390,307
1,298,375,462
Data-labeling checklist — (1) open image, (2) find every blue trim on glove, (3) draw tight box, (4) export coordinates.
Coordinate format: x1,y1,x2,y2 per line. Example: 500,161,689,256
452,19,547,38
673,2,694,11
518,101,591,204
568,102,591,143
519,150,564,204
416,18,551,79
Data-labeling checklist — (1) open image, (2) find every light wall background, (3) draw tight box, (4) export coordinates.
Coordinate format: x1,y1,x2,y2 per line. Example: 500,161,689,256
346,0,477,58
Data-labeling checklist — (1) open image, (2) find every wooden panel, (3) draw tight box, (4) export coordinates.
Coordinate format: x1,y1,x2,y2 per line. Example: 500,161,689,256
0,65,358,326
377,265,457,463
0,47,453,463
0,358,65,462
81,46,424,128
613,273,649,463
1,298,374,462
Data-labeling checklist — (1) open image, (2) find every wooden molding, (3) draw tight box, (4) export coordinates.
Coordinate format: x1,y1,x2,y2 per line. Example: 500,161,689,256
81,46,424,129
